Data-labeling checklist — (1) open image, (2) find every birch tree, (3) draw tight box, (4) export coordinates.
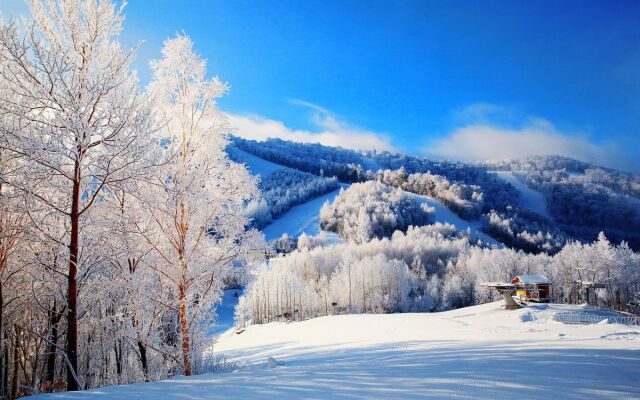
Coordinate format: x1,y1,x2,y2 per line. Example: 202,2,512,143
144,34,265,376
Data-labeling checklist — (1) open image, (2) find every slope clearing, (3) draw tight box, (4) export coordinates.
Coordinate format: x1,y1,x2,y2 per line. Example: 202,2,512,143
494,171,550,218
261,186,345,241
408,192,501,246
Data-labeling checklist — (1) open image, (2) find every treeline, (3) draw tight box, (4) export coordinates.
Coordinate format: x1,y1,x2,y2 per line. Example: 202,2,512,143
0,3,262,397
368,151,519,212
232,137,640,251
370,168,485,220
236,225,640,327
231,136,368,182
482,208,571,254
232,136,521,215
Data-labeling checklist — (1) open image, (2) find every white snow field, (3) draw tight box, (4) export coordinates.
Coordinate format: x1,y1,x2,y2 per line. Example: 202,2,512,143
227,147,282,177
408,192,501,246
494,171,550,218
262,186,345,241
358,156,382,173
35,302,640,399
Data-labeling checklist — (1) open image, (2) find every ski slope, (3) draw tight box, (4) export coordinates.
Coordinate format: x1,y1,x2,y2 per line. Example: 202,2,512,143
37,302,640,399
494,171,550,218
227,148,497,244
408,192,501,246
262,186,346,241
227,146,283,176
262,185,499,245
359,156,382,173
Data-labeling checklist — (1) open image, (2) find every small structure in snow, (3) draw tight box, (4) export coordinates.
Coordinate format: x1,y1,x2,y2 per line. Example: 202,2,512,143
481,282,522,310
483,275,554,309
512,275,553,303
574,268,606,305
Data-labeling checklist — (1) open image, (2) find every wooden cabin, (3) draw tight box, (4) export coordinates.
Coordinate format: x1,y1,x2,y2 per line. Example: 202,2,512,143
512,275,553,302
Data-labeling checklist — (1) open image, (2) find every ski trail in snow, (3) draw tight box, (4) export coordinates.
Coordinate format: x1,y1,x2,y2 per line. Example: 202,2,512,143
406,192,501,246
262,187,346,241
493,171,550,218
227,147,283,176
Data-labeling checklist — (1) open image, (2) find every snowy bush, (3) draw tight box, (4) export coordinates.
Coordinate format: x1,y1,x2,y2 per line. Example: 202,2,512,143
192,353,239,375
271,234,298,254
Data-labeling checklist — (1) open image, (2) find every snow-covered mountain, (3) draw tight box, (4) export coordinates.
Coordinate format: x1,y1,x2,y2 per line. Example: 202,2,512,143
223,137,640,334
228,136,640,254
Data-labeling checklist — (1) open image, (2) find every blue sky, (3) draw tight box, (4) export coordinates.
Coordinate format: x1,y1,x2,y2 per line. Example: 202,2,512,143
3,0,640,171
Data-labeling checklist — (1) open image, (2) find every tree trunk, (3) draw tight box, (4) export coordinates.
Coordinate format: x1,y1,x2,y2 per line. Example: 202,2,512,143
0,277,4,395
2,332,8,399
45,307,59,386
10,328,19,400
114,341,122,383
178,283,191,376
66,167,81,391
137,340,149,382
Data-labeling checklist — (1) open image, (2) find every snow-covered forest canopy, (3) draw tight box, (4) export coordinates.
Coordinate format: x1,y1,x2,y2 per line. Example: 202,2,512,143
320,181,434,243
238,226,640,327
233,136,640,254
483,157,640,249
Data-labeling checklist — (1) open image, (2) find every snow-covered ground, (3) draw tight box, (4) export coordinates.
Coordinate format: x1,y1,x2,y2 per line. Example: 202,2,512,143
227,147,283,176
494,171,550,218
262,187,346,241
408,192,501,246
36,302,640,399
359,156,382,173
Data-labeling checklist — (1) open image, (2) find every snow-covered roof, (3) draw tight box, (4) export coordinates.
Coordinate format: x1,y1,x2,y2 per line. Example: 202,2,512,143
513,275,552,284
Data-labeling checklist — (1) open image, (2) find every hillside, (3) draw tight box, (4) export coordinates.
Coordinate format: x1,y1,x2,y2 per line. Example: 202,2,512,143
230,137,640,253
492,170,550,218
34,302,640,399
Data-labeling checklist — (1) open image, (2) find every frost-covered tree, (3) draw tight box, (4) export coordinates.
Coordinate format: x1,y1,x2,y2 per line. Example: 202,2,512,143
320,181,433,243
373,169,484,220
143,34,265,376
238,225,640,326
0,0,153,390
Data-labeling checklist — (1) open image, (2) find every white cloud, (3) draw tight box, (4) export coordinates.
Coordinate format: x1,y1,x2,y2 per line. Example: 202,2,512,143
428,104,637,172
227,101,396,153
